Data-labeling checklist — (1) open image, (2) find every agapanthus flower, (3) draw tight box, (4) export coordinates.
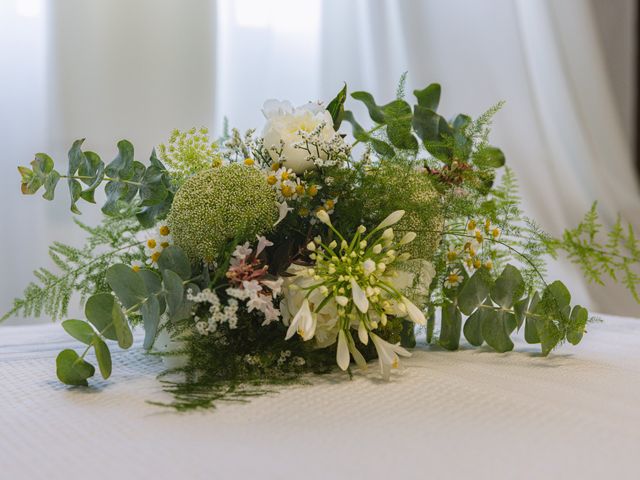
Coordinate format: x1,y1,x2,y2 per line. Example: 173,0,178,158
281,210,435,377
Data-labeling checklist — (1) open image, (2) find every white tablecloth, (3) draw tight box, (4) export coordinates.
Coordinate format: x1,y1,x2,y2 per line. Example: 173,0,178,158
1,314,639,480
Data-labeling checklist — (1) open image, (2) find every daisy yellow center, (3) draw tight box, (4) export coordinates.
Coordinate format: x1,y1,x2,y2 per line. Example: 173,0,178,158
281,185,293,197
244,158,254,166
267,175,277,185
281,171,290,180
307,185,318,197
147,239,157,249
325,199,335,209
132,265,141,272
447,273,460,283
159,225,170,236
151,251,161,263
295,184,305,195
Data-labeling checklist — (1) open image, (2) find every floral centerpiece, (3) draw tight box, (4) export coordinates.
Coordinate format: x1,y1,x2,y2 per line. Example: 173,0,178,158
4,77,639,410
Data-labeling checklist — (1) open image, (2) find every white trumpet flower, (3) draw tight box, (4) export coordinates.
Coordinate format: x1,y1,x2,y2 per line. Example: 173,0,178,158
350,278,369,313
401,296,427,325
285,298,316,341
336,330,350,370
370,333,411,380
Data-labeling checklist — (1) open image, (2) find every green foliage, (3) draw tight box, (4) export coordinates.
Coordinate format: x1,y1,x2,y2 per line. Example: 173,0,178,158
438,264,592,355
168,164,277,261
157,127,222,185
18,139,174,227
2,209,145,323
326,83,347,130
545,203,640,302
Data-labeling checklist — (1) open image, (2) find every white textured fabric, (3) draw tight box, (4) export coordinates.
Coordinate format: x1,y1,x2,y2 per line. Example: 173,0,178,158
1,315,639,479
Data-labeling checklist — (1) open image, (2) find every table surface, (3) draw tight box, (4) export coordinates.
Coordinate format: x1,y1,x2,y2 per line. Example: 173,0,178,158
1,314,639,480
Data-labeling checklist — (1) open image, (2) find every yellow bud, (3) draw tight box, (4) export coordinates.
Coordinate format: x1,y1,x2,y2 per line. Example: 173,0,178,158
244,158,254,166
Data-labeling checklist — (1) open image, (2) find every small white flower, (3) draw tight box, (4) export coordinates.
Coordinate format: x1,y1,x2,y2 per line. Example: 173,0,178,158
444,268,463,289
256,235,274,255
274,201,293,226
335,295,349,307
381,228,394,241
399,232,417,245
363,259,376,276
316,209,331,226
376,210,405,230
350,278,369,313
232,242,252,260
401,296,426,325
285,298,316,341
336,330,350,371
262,277,284,297
357,321,369,345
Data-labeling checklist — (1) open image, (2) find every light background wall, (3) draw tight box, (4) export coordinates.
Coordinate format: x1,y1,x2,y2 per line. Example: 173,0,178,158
1,0,638,325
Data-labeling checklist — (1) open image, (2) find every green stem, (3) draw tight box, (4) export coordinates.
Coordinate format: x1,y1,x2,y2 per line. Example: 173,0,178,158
352,124,384,147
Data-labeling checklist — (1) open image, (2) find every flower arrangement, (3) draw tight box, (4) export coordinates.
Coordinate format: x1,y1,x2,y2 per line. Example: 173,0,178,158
5,77,639,410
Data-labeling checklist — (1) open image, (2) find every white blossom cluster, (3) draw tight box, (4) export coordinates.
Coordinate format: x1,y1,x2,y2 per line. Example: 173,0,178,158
187,288,239,335
291,120,351,169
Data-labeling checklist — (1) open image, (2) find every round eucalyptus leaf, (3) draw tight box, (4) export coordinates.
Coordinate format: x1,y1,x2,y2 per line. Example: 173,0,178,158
62,319,95,345
158,246,191,280
106,264,147,310
85,293,118,341
56,349,95,386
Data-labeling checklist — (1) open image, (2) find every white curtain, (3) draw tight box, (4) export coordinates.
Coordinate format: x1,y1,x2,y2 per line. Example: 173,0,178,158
1,0,638,324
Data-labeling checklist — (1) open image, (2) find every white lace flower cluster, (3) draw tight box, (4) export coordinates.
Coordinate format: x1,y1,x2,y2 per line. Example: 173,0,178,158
187,288,239,335
281,210,436,379
225,236,283,325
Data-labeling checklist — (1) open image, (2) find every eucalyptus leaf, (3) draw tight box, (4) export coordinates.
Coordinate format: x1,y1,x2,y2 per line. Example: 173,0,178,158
158,246,192,280
490,264,525,308
481,310,515,353
567,305,588,345
111,301,133,349
106,264,147,310
463,307,486,346
163,270,185,319
62,319,95,345
93,337,112,379
439,302,462,351
383,100,418,151
351,91,386,123
141,296,161,350
56,349,95,386
414,83,441,110
458,269,492,315
85,293,118,341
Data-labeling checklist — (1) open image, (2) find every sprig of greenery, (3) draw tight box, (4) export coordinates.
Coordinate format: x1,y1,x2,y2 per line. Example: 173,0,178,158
1,208,145,323
545,204,640,302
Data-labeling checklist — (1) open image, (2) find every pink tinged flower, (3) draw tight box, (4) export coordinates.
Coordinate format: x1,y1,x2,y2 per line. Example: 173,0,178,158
336,330,350,371
261,302,281,326
262,277,284,297
242,280,263,297
285,298,316,341
256,235,274,256
233,242,253,260
401,297,426,325
370,333,411,380
247,295,269,313
350,278,369,313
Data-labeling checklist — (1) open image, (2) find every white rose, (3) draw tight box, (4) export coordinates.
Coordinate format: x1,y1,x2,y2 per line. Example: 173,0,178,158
261,99,336,174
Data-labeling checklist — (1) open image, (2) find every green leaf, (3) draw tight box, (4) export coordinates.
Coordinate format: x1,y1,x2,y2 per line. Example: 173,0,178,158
77,151,105,203
439,302,462,350
111,301,133,349
62,319,95,345
458,269,492,315
56,349,95,386
463,305,488,346
93,337,112,379
342,110,369,142
514,296,529,330
371,139,395,157
400,320,416,348
85,293,118,341
351,91,385,123
163,270,184,319
481,310,515,353
139,268,166,313
414,83,441,110
474,146,505,168
67,139,86,213
158,246,192,280
141,296,160,350
524,292,541,344
106,264,147,310
43,170,61,201
412,106,453,161
326,83,347,130
383,100,418,151
567,305,588,345
139,160,169,206
540,281,571,312
491,264,525,308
